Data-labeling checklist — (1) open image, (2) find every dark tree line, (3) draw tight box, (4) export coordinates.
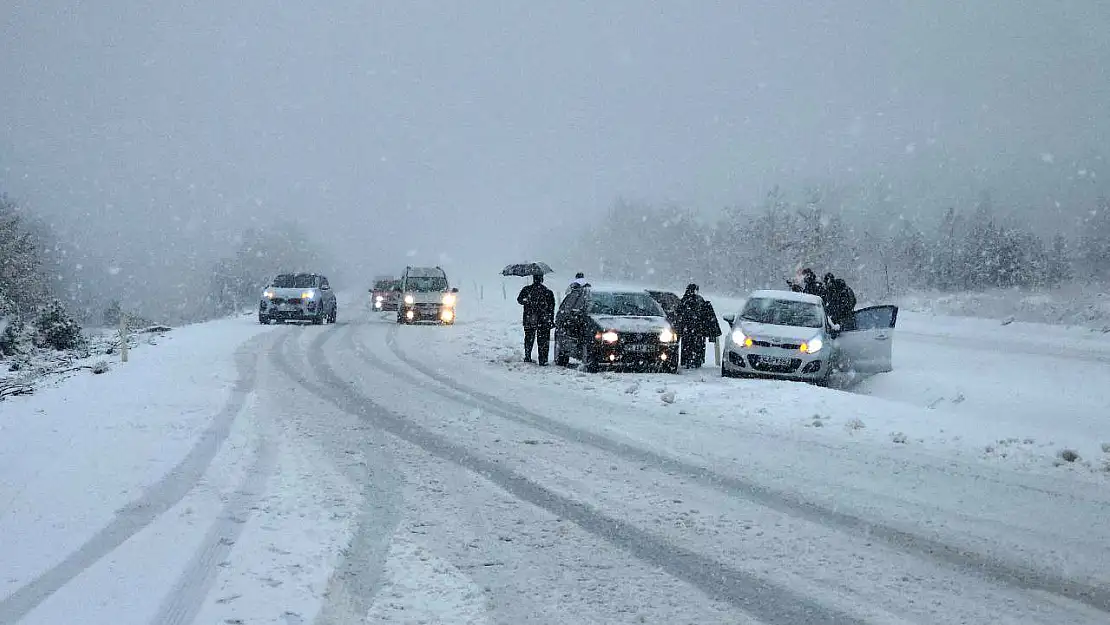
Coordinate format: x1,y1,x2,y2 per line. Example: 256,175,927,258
556,189,1104,301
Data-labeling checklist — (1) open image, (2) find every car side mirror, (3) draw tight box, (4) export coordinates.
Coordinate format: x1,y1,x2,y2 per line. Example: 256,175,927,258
451,287,459,293
722,314,735,324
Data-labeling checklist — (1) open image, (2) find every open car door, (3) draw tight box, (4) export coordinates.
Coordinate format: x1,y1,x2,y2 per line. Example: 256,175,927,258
836,305,898,373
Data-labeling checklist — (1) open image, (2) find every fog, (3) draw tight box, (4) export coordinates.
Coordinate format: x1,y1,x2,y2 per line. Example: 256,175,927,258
3,1,1109,316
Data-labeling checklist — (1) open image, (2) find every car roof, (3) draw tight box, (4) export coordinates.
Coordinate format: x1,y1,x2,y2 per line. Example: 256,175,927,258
586,287,652,296
748,289,824,305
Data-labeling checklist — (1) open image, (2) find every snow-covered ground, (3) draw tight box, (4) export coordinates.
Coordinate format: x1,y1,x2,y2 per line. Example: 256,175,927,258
2,285,1110,624
895,283,1110,331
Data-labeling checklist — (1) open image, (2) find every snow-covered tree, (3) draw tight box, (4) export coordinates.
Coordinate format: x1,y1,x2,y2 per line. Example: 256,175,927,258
1046,234,1073,286
33,300,83,351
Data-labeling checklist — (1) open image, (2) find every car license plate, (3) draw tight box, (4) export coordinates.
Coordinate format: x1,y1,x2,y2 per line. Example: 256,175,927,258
626,344,654,353
762,356,791,366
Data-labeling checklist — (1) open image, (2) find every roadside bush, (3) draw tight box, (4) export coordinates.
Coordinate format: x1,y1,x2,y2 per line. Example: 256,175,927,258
33,300,84,351
0,316,22,357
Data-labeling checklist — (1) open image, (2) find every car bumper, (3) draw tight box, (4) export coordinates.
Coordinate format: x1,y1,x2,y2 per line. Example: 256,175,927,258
722,346,828,379
401,303,455,322
261,300,320,320
594,342,678,369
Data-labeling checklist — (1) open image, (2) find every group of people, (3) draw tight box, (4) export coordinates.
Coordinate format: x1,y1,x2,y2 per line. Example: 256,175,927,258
514,272,721,369
787,268,857,328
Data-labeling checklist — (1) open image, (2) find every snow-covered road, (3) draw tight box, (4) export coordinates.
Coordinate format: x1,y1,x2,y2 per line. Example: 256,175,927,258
2,289,1109,624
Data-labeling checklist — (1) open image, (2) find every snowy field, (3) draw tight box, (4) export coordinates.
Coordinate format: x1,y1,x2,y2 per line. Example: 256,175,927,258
2,284,1110,624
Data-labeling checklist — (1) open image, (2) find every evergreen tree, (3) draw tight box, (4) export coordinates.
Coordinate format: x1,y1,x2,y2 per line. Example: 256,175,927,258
1046,234,1073,286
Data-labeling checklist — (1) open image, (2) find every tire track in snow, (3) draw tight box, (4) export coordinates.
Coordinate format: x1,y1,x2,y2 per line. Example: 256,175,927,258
0,336,267,625
150,405,277,625
268,328,402,625
380,324,1110,616
298,324,865,625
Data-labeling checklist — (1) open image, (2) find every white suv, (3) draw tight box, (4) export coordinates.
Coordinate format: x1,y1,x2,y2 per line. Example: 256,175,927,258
397,266,458,324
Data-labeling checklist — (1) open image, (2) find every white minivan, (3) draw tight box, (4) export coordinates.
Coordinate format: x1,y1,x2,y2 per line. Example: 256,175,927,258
721,289,898,386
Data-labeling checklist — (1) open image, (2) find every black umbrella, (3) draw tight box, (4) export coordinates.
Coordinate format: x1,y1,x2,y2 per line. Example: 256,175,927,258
501,261,554,277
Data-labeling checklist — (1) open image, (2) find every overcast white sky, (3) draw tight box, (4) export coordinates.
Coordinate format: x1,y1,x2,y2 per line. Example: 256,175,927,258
2,1,1108,279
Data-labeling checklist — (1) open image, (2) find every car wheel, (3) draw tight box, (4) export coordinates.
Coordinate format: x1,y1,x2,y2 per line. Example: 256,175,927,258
581,343,599,373
258,315,270,325
721,365,737,378
329,305,338,324
554,334,570,367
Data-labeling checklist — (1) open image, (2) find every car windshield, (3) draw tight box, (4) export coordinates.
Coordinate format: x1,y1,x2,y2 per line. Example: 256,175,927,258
374,279,400,290
273,274,316,289
588,292,665,317
741,297,824,328
407,276,448,291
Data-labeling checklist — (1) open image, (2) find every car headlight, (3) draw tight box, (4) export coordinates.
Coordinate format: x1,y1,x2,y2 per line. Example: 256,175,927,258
404,294,415,305
598,330,619,343
731,329,753,348
375,295,384,302
801,336,824,354
301,290,315,299
263,290,275,299
659,328,676,343
442,293,457,307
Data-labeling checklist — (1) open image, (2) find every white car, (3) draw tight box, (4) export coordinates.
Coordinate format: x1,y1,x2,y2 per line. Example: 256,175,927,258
721,289,898,386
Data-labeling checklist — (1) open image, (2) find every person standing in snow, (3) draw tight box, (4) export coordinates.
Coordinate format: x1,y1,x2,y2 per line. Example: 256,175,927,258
676,283,713,368
566,272,587,296
517,274,556,365
788,268,825,299
822,272,857,329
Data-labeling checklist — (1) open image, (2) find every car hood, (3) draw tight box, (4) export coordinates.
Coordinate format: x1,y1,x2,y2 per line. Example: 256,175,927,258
590,315,670,334
738,321,824,343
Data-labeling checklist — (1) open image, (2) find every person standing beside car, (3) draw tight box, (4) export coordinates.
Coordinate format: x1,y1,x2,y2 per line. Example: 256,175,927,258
566,272,587,296
822,272,857,329
788,268,825,299
676,283,711,368
517,274,556,365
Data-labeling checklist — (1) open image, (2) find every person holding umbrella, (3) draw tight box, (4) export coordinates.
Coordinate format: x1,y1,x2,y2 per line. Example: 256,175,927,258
516,273,556,364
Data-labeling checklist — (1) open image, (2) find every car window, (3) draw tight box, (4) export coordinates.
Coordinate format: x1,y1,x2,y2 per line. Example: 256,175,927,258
406,276,448,291
740,297,824,328
271,274,316,288
851,306,898,331
587,292,665,317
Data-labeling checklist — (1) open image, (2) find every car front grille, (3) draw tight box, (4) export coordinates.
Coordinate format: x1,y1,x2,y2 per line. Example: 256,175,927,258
748,355,802,373
752,339,802,350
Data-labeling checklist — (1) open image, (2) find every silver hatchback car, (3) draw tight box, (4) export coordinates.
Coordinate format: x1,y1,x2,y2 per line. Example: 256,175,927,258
721,289,898,386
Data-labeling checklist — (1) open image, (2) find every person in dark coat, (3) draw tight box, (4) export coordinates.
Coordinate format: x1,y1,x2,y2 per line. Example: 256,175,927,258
676,283,714,368
822,272,857,329
788,268,825,299
517,274,556,364
696,297,722,366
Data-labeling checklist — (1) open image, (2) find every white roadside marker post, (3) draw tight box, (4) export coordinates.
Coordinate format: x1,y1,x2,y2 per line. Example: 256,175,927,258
119,312,129,363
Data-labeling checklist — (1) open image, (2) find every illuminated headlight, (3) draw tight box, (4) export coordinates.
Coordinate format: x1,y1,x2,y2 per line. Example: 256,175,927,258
404,294,415,305
599,330,619,343
442,293,457,307
301,290,315,300
800,336,824,354
375,295,384,302
263,290,275,299
440,309,454,322
731,329,753,348
659,328,676,343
